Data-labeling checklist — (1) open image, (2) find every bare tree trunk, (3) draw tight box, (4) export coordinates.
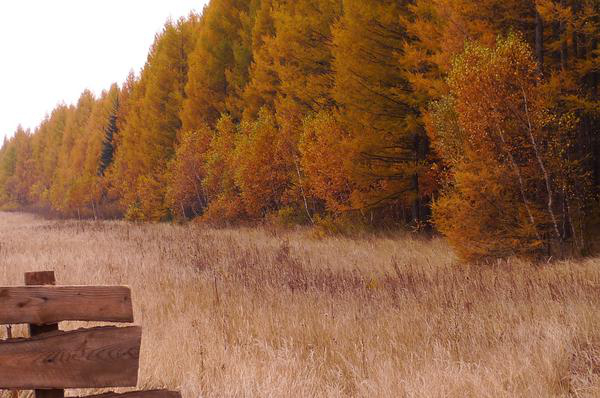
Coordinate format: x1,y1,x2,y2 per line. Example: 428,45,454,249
181,203,187,220
192,179,204,210
591,38,599,187
497,128,542,242
90,194,98,221
294,158,314,225
412,133,422,224
521,87,561,240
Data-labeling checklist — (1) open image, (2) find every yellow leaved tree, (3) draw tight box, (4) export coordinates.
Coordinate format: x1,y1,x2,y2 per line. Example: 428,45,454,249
430,34,586,261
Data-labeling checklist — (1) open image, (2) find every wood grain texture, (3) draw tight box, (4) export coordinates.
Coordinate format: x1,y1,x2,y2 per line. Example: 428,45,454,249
77,391,181,398
0,326,141,389
0,286,134,325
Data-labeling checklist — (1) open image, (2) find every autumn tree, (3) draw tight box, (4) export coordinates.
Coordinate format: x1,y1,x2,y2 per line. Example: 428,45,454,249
234,109,292,218
0,137,17,206
405,0,599,242
431,35,586,261
331,0,433,226
201,115,245,222
79,85,123,219
0,127,34,207
0,0,596,259
49,91,95,215
240,0,341,221
111,16,199,221
166,125,212,220
27,106,69,211
535,0,600,210
181,0,258,129
299,110,355,214
241,0,277,121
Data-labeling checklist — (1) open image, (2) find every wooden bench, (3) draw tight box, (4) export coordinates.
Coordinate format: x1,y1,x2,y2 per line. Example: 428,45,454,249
0,271,180,398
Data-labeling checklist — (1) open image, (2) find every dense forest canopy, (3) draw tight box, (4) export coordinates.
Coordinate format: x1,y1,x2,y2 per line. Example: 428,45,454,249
0,0,598,261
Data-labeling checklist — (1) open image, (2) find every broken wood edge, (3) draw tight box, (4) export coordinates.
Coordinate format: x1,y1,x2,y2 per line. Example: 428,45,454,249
74,390,181,398
0,325,141,344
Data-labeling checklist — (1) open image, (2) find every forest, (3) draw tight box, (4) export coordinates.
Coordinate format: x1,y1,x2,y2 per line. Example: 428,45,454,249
0,0,598,262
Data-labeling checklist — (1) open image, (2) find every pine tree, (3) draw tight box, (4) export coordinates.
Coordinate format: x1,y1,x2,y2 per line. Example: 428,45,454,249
98,98,119,177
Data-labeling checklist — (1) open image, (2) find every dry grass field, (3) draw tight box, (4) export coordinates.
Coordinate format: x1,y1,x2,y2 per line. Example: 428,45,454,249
0,212,599,397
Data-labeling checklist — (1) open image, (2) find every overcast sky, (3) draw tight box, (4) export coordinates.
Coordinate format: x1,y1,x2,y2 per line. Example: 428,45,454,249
0,1,209,140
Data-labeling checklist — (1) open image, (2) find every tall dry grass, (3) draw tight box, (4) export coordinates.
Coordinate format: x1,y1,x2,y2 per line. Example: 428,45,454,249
0,212,599,397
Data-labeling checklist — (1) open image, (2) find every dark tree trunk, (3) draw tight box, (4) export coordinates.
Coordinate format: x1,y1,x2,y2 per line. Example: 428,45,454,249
412,133,421,224
535,8,544,73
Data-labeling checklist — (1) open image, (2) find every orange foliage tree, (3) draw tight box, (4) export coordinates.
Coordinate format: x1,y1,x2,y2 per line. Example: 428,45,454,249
299,110,355,214
201,115,245,223
331,0,433,226
430,34,586,261
166,126,212,220
111,17,199,221
234,109,293,218
0,0,597,261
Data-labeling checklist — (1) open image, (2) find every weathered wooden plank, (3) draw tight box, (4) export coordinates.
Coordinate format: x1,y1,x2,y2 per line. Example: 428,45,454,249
0,286,134,325
77,391,181,398
0,326,141,389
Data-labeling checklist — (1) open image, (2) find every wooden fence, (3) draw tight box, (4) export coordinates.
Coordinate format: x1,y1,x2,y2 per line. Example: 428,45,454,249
0,271,180,398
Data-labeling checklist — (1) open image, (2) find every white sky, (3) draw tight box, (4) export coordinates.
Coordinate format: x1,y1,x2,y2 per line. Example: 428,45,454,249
0,0,209,139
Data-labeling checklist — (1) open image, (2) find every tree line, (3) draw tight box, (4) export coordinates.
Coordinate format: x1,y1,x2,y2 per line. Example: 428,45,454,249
0,0,598,261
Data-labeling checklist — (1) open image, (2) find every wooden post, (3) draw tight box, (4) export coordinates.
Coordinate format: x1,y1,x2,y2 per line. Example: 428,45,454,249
25,271,65,398
6,325,18,398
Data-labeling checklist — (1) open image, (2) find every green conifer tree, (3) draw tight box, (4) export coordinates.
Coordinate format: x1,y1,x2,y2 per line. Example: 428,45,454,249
98,99,119,176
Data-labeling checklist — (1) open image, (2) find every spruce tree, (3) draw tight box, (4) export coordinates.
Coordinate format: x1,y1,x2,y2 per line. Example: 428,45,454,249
98,99,119,176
